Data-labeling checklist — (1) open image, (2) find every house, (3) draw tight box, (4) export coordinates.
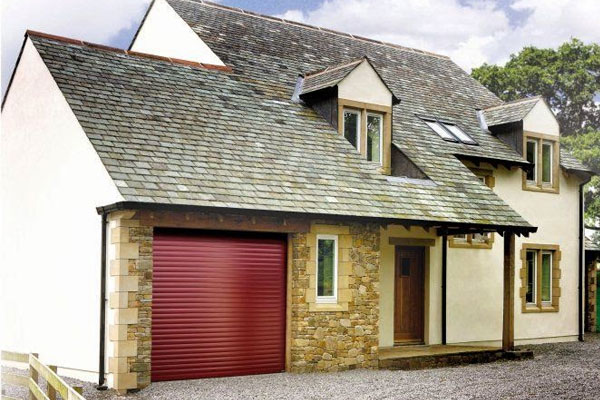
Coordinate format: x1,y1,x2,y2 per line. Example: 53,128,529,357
585,237,600,332
0,0,594,394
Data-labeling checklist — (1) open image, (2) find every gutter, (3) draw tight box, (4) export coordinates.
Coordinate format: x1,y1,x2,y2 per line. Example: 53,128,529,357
579,176,592,342
96,214,108,390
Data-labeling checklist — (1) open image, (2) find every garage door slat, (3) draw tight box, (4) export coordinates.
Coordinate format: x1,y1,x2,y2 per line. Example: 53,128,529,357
152,230,286,382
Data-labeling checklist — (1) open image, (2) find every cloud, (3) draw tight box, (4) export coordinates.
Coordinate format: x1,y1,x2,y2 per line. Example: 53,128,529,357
276,0,600,71
1,0,150,95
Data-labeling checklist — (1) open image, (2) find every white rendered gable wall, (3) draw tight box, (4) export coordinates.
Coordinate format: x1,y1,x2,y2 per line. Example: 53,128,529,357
523,100,560,136
0,38,123,380
337,60,392,107
130,0,225,66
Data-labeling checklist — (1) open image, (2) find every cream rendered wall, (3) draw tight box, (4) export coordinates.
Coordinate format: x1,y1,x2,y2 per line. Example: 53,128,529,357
379,225,442,347
337,60,392,107
0,39,123,380
130,0,224,66
523,100,559,136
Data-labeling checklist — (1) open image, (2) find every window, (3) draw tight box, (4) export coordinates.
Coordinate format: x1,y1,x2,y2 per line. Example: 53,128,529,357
542,141,552,184
316,235,338,303
523,134,558,193
520,244,560,312
424,120,456,141
445,123,478,145
422,118,478,145
367,113,383,164
343,109,360,151
526,139,537,182
338,100,391,172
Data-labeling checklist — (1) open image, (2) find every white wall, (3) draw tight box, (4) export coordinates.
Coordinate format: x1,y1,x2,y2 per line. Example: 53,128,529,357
523,100,559,136
380,166,581,346
0,39,123,380
130,0,224,66
338,60,392,107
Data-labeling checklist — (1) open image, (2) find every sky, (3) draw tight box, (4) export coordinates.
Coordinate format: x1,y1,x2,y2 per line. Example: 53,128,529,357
2,0,600,96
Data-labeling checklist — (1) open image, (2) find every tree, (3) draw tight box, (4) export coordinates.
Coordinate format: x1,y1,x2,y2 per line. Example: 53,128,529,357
472,38,600,135
562,130,600,244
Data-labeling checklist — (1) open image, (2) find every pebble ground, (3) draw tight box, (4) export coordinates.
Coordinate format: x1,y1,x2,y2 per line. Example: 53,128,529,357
4,334,599,399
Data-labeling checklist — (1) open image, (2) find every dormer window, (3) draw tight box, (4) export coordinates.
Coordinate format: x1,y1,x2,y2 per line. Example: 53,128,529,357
343,109,360,151
297,57,400,175
422,118,477,145
367,113,383,164
524,133,558,193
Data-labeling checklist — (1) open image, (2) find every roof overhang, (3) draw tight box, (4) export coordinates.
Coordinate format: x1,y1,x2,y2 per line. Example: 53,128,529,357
97,201,537,237
455,153,533,173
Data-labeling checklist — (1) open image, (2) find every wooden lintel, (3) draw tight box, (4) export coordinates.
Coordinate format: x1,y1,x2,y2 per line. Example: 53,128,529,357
503,233,515,351
389,237,436,247
140,210,310,233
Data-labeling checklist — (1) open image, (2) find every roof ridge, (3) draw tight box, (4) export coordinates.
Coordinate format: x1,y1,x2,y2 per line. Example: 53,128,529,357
483,96,541,111
303,57,363,78
26,30,233,72
178,0,451,60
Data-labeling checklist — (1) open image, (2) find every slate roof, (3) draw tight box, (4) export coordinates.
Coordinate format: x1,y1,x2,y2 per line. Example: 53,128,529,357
32,0,584,231
28,34,534,230
561,148,595,174
482,96,541,127
586,237,600,252
300,58,363,95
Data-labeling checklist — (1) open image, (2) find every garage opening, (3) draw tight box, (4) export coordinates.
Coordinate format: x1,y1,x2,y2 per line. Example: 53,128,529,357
152,229,287,381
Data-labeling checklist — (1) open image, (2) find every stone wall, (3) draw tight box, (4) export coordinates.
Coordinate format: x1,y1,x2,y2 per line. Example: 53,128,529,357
107,211,153,393
585,257,598,332
290,222,381,372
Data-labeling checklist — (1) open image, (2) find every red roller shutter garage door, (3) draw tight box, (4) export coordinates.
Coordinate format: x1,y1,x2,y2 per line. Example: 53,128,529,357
152,229,287,381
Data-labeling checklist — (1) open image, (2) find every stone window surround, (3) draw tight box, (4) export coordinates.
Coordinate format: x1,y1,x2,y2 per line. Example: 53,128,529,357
305,224,354,312
519,243,561,313
522,131,560,194
337,98,392,175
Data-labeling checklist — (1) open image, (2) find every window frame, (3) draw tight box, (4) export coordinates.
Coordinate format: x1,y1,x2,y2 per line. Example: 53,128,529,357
315,234,338,304
342,108,361,152
525,250,537,305
526,139,538,184
366,112,384,165
520,243,561,313
338,99,392,174
420,117,478,145
522,132,559,194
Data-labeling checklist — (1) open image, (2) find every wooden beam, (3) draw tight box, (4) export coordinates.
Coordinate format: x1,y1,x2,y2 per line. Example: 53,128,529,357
140,210,310,233
1,351,29,364
389,237,436,247
503,233,515,351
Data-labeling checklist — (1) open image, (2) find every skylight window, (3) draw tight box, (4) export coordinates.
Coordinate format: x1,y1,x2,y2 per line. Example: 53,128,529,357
444,124,478,145
422,118,478,145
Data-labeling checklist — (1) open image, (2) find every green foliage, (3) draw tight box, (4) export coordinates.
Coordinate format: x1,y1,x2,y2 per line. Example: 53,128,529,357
562,130,600,241
472,38,600,135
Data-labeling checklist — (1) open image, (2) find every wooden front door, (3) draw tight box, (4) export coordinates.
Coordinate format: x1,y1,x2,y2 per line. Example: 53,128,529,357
394,246,425,344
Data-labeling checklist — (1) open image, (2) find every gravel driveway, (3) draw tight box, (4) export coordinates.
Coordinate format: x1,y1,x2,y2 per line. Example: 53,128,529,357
5,334,599,399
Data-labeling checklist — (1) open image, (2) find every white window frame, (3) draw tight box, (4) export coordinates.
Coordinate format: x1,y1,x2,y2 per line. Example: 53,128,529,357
526,250,537,305
541,140,553,186
443,123,477,145
343,108,361,152
316,234,338,304
526,139,538,184
541,251,553,304
367,112,384,165
424,119,457,142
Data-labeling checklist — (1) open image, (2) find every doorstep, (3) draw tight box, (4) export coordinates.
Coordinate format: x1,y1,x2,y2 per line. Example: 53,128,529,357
378,344,533,370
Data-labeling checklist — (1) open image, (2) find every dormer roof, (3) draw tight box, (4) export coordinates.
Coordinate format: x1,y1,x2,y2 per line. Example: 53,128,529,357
298,57,400,105
482,96,542,127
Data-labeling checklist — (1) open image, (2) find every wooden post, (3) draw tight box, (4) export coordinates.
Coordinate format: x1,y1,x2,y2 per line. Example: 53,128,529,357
47,365,57,400
28,353,39,400
503,233,515,351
